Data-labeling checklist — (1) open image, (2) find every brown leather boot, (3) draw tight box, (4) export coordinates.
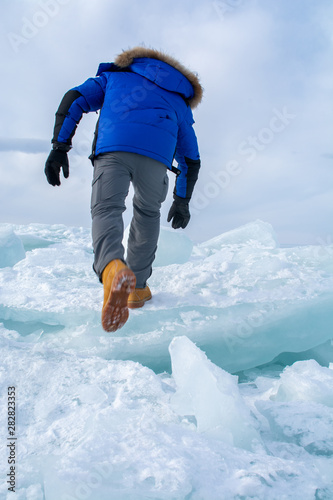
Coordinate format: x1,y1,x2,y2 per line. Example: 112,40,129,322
128,285,152,309
101,259,136,332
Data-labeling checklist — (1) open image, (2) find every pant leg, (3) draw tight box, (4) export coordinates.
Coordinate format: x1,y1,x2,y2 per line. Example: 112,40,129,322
91,153,131,281
126,154,169,288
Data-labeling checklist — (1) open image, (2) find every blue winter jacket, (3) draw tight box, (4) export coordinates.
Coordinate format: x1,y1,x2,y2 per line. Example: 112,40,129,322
52,47,203,199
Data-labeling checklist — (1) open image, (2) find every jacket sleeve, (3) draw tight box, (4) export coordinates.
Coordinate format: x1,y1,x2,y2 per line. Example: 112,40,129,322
52,74,107,149
174,107,201,202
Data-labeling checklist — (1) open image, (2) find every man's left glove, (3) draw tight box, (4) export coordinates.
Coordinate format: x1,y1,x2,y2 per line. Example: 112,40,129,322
167,195,191,229
44,148,69,186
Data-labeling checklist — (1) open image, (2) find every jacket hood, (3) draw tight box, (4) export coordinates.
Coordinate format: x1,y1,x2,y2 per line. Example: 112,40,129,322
114,47,203,109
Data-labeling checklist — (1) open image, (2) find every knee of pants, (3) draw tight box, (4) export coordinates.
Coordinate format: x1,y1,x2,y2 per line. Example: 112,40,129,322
132,197,161,219
91,199,126,218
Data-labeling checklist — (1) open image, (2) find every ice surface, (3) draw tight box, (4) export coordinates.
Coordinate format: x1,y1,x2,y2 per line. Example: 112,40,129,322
0,220,332,499
255,361,333,458
270,359,333,406
0,328,332,499
1,221,331,374
0,226,25,268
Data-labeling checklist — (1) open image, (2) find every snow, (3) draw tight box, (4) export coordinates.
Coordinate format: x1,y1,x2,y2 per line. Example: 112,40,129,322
0,220,332,499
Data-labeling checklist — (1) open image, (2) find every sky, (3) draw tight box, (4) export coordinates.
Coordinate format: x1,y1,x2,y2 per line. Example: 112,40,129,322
0,0,332,245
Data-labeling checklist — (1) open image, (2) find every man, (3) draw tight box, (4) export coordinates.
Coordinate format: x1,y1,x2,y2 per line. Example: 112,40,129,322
45,47,203,332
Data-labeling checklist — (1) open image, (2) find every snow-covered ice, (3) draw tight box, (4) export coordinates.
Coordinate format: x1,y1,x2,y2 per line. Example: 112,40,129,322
0,220,332,499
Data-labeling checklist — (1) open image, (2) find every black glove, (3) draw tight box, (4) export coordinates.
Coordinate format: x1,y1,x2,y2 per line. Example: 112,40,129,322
167,195,190,229
44,148,69,186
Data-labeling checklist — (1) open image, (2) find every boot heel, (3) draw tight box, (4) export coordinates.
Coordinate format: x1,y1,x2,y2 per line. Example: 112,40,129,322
102,268,136,332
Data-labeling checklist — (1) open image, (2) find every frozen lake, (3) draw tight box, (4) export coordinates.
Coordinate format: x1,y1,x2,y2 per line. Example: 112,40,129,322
0,220,332,499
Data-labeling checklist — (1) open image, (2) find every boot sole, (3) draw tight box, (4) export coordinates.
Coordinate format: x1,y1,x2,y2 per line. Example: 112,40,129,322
101,269,136,332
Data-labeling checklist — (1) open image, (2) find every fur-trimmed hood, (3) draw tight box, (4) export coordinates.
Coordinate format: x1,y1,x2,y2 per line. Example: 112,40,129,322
114,47,203,109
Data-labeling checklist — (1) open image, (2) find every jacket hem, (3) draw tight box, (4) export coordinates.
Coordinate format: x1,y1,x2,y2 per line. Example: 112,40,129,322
94,146,172,168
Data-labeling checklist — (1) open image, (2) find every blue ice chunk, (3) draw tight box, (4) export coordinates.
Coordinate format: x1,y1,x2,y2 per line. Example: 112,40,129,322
195,220,278,257
169,336,261,450
0,226,26,268
123,225,193,266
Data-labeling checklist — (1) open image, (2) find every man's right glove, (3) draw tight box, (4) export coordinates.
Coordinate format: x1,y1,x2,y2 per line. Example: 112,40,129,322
44,148,69,186
167,195,191,229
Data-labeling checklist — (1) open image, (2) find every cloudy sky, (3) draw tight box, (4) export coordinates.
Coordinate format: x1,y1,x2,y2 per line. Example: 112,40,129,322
0,0,332,245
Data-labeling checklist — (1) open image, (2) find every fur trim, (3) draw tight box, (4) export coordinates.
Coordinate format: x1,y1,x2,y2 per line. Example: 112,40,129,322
115,47,203,109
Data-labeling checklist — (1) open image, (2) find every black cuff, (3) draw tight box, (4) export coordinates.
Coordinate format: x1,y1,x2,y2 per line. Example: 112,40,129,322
52,142,71,153
174,158,201,203
173,194,189,204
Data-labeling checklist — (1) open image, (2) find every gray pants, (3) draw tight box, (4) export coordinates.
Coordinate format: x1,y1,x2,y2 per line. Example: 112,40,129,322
91,151,169,287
